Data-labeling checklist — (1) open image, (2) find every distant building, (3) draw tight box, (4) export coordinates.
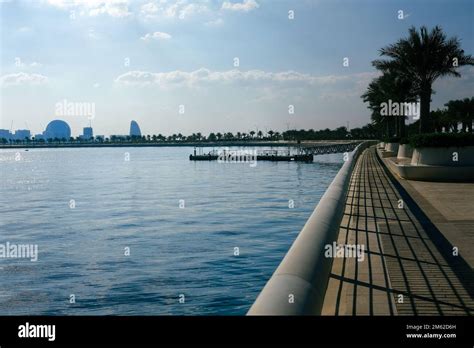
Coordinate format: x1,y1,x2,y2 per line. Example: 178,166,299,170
82,127,93,140
0,129,12,140
0,129,30,141
43,120,71,140
130,120,141,137
14,129,30,141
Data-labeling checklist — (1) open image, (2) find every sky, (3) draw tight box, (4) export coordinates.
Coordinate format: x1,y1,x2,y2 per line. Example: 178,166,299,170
1,0,473,137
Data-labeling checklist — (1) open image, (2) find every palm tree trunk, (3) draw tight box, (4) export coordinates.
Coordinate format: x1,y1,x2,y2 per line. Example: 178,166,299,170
419,85,432,134
398,116,406,138
387,118,394,138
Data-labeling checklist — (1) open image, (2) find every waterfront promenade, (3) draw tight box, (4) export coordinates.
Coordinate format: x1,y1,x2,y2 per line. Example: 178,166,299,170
322,147,474,315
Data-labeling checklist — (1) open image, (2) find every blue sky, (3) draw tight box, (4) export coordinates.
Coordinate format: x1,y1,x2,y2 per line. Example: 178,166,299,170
1,0,473,137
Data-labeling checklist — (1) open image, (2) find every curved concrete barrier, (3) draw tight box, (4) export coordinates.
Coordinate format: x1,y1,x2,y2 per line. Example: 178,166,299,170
248,141,375,315
384,142,399,154
397,144,413,159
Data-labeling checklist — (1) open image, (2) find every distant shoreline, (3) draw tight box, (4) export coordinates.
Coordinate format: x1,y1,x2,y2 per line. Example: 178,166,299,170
0,140,360,149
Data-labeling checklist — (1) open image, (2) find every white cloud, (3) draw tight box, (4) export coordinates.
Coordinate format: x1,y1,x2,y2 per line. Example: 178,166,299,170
140,31,172,41
179,3,208,18
114,68,375,90
139,0,259,21
140,0,209,20
13,59,43,69
140,1,159,17
0,72,48,87
222,0,259,12
46,0,131,18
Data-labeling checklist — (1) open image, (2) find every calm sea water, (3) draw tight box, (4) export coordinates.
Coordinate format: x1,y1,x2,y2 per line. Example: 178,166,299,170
0,146,342,315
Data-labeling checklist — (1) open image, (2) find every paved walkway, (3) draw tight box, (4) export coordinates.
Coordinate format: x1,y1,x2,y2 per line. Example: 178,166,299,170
322,147,474,315
393,179,474,268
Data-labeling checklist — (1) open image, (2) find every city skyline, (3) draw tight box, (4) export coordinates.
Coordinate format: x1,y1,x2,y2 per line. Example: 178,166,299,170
1,0,473,137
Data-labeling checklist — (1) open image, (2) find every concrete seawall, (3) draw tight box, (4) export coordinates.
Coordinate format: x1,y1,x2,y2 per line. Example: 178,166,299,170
248,141,374,315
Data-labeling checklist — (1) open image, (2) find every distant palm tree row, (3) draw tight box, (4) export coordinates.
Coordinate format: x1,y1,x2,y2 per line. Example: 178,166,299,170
431,98,474,133
363,26,473,138
2,125,382,145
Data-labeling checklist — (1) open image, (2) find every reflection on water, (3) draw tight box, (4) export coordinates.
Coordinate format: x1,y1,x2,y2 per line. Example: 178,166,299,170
0,147,342,315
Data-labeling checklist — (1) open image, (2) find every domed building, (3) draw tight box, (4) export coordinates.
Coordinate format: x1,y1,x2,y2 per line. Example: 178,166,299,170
130,120,141,137
43,120,71,140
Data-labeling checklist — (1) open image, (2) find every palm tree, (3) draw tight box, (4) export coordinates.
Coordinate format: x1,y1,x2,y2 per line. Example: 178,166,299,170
459,97,474,133
445,99,463,132
362,71,416,138
445,98,474,133
257,130,263,139
249,130,255,139
373,26,473,133
431,109,448,133
208,133,217,142
467,97,474,133
267,130,274,140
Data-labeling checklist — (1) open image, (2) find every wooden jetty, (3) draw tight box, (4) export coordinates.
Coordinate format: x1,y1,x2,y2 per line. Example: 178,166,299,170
189,142,360,163
189,153,313,162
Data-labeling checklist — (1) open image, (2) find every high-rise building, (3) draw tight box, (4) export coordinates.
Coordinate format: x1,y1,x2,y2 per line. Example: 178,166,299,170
83,127,93,140
0,129,30,141
0,129,12,140
130,120,141,137
14,129,31,140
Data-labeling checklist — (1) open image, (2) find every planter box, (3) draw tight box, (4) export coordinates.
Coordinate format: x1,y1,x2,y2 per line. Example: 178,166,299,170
397,144,413,159
411,146,474,166
385,142,399,153
380,142,399,158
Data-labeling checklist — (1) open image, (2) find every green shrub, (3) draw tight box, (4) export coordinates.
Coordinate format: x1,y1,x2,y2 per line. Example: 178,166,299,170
409,133,474,148
383,136,401,143
399,137,409,145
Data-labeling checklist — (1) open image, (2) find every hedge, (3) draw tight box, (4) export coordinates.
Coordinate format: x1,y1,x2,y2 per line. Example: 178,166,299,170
383,137,401,143
408,133,474,148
